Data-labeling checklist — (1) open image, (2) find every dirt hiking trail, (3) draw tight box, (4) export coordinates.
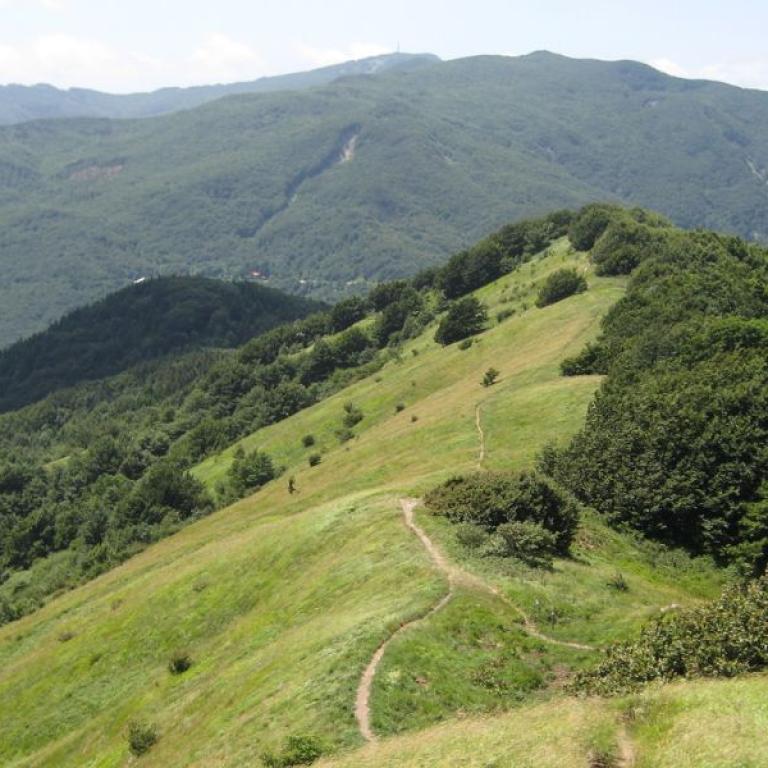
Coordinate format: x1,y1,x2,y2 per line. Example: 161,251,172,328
354,498,594,742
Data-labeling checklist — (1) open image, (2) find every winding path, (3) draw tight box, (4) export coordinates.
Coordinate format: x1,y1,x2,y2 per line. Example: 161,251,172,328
475,404,485,468
354,498,594,742
354,500,455,742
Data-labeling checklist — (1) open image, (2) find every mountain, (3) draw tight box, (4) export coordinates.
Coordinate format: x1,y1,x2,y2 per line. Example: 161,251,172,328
1,205,766,766
0,275,324,411
2,51,768,346
0,53,439,124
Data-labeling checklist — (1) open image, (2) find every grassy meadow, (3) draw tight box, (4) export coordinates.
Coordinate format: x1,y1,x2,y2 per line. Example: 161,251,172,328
0,241,743,766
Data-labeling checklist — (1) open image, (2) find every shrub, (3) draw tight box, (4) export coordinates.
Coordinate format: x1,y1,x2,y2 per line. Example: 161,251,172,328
434,297,488,345
425,471,578,555
572,575,768,695
335,427,354,443
308,453,322,467
168,650,192,674
301,434,315,448
262,734,323,767
535,268,587,308
458,338,474,350
455,522,488,549
395,402,405,413
493,521,558,567
342,402,363,428
228,447,277,498
568,203,624,251
607,573,629,592
496,308,515,323
482,367,500,387
128,720,158,757
410,414,419,423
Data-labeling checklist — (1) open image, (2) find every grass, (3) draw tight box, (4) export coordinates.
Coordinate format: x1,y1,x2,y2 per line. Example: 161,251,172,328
318,674,768,768
0,242,738,766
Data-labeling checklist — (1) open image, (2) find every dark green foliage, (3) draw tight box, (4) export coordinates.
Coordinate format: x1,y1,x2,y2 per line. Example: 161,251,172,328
549,224,768,571
395,403,406,413
301,434,315,448
482,368,499,387
341,402,363,428
496,308,515,323
607,573,629,592
455,522,489,549
425,472,578,556
434,298,488,345
261,734,323,767
535,268,587,308
568,204,626,251
168,650,192,675
308,454,322,467
0,276,323,413
591,217,667,276
457,338,474,350
493,521,558,568
227,447,277,498
573,575,768,695
437,212,570,299
127,720,158,757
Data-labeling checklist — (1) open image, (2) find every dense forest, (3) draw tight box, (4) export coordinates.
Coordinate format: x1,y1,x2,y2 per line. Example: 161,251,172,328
3,52,768,345
542,204,768,574
0,275,324,412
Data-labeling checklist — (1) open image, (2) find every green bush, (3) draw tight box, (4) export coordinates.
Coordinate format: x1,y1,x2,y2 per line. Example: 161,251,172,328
458,338,474,350
308,453,322,467
572,575,768,695
496,308,515,323
168,650,192,675
535,268,587,308
425,471,578,555
227,447,277,498
434,297,488,345
341,402,363,428
482,367,499,387
567,203,624,251
455,522,489,549
262,734,323,767
301,434,315,448
493,521,558,567
127,720,158,757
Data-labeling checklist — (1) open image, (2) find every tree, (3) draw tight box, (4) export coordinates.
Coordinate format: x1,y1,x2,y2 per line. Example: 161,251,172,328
434,297,488,345
482,368,499,387
228,449,277,498
535,268,587,308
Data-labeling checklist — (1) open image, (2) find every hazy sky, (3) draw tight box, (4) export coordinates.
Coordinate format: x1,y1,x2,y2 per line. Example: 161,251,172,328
1,0,767,93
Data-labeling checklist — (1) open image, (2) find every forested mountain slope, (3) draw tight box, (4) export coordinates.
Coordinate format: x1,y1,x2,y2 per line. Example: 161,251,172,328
0,275,324,412
2,52,768,345
0,53,437,124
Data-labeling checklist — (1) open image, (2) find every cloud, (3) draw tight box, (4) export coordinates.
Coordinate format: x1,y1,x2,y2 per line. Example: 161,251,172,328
190,33,263,82
649,56,768,91
296,41,392,69
0,32,266,92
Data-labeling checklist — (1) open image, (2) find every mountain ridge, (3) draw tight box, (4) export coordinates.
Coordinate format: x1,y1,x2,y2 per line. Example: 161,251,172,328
2,51,768,346
0,52,440,125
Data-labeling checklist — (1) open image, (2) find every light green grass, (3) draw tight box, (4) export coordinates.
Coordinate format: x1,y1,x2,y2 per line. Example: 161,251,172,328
320,674,768,768
0,242,735,766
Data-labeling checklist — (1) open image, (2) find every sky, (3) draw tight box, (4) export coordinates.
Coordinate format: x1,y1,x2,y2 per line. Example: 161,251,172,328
1,0,767,93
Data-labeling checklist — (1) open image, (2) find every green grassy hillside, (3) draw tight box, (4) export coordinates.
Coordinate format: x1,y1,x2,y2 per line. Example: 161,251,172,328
3,51,768,344
0,241,733,767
